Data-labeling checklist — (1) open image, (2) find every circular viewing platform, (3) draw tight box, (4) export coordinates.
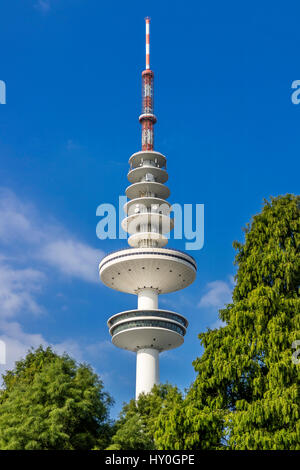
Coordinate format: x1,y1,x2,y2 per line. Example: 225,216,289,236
107,308,188,352
127,165,168,184
121,212,174,234
126,181,170,200
124,197,171,216
129,150,166,170
99,247,197,295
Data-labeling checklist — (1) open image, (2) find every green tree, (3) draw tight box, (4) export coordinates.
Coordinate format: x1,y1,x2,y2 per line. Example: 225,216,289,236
0,346,113,450
107,383,183,450
155,194,300,450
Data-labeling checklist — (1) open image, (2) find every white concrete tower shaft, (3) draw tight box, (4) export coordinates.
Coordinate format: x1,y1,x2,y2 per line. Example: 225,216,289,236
136,348,159,397
138,288,158,310
136,288,159,399
99,18,197,401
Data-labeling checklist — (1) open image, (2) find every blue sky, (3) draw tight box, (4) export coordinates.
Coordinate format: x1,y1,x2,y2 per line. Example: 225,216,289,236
0,0,299,418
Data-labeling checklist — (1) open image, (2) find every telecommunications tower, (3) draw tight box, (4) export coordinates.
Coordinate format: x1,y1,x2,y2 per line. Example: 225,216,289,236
99,18,197,398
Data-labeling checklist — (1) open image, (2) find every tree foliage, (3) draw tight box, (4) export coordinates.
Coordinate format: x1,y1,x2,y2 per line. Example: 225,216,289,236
155,195,300,450
107,384,183,450
0,346,113,450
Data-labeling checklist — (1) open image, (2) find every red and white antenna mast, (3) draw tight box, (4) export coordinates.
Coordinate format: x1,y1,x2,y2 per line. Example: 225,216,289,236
139,17,157,151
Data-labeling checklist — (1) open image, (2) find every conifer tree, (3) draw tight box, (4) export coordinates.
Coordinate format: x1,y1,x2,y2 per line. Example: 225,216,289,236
108,384,182,450
0,346,113,450
155,195,300,450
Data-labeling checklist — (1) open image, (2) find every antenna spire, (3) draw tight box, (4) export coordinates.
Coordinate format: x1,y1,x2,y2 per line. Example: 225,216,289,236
139,17,157,151
145,17,150,70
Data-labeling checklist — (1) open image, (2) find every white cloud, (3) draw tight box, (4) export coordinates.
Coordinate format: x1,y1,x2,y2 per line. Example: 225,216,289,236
0,188,105,376
198,277,234,309
0,319,47,376
0,260,83,380
0,262,45,319
197,278,235,330
0,319,84,382
40,239,100,283
0,189,42,245
0,188,104,284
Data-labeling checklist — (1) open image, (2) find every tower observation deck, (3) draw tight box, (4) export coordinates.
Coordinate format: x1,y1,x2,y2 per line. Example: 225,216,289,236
99,18,197,398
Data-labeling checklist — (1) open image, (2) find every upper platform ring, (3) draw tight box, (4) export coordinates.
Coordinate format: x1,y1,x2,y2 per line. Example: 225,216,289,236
129,150,166,170
127,165,168,184
126,181,170,200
